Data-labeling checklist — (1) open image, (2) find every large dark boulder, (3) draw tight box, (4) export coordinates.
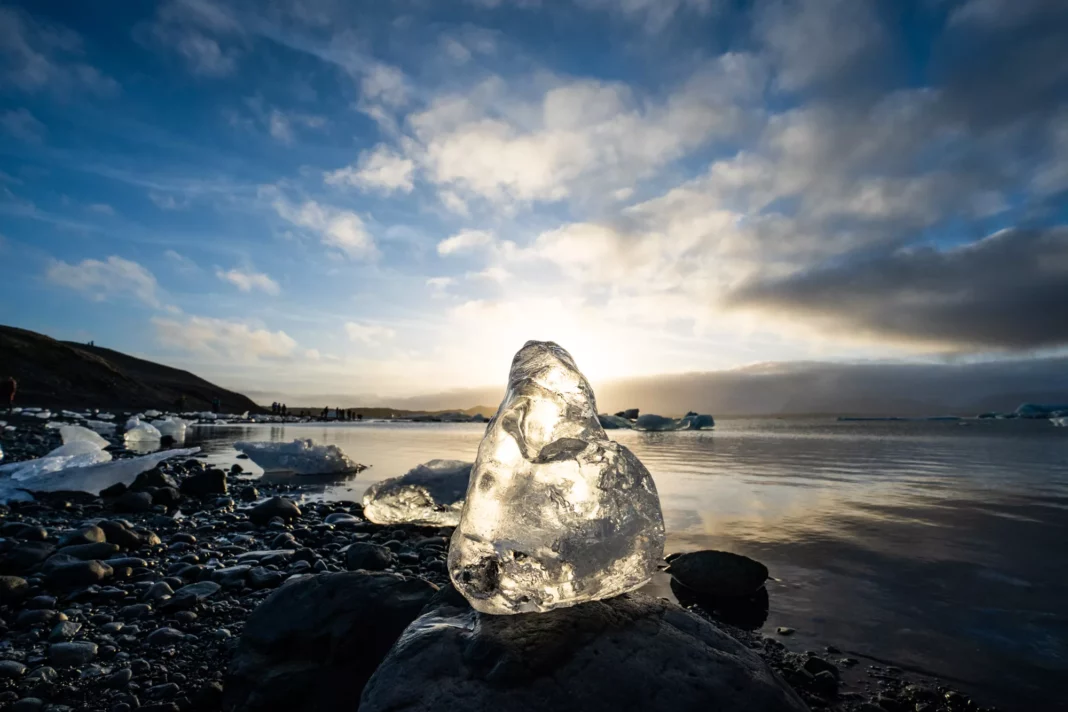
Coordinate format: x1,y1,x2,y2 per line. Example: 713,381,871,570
42,558,113,590
181,469,228,496
359,592,807,712
114,491,154,513
0,575,29,604
345,543,393,572
248,497,301,526
225,572,437,712
666,550,769,598
0,541,55,574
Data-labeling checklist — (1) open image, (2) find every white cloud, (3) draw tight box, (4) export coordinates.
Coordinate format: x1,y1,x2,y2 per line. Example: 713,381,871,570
407,56,763,206
324,145,415,194
426,276,456,294
149,192,186,210
265,107,327,144
153,314,298,362
87,203,114,215
216,267,281,295
467,266,511,282
305,348,321,360
264,187,377,260
46,256,159,307
0,108,45,142
0,6,119,95
437,229,496,256
147,0,243,77
164,249,199,274
361,63,409,108
576,0,717,32
345,321,396,345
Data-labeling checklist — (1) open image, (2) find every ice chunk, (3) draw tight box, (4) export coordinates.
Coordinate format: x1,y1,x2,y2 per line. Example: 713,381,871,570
677,414,715,430
363,459,472,526
598,414,634,430
448,341,666,615
124,418,161,443
144,409,161,418
151,417,189,440
34,410,53,419
633,413,681,431
1051,416,1068,427
84,420,117,434
234,439,361,475
97,413,115,420
0,447,199,503
60,424,110,448
0,440,112,481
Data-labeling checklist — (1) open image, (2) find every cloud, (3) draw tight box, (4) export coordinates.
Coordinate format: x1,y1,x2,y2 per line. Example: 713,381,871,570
46,256,159,307
407,55,763,206
725,227,1068,350
467,266,510,282
361,62,409,108
153,314,298,361
266,107,326,143
345,321,396,345
264,187,377,260
437,229,496,256
0,108,46,142
575,0,718,32
324,145,415,194
216,267,281,295
426,276,456,296
87,203,114,215
756,0,886,92
0,5,118,95
164,249,199,274
440,26,499,64
146,0,243,77
149,192,187,210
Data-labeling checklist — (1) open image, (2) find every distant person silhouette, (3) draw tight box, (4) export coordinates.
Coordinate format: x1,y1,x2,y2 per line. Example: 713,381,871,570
281,404,287,417
1,377,16,411
211,397,221,414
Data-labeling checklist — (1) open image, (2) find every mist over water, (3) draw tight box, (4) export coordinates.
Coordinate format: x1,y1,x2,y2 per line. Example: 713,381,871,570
188,418,1068,710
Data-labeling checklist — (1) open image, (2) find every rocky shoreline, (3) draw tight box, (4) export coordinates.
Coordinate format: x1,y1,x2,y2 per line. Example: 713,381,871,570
0,418,997,712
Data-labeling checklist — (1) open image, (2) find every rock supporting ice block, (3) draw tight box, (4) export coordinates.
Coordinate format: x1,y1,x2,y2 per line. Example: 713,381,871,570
448,341,665,615
362,459,472,526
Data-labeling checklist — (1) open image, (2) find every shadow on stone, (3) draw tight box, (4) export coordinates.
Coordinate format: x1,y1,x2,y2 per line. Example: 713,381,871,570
669,578,770,630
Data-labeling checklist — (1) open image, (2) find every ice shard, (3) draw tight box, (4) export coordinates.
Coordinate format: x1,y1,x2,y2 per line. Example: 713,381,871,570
362,459,472,526
234,439,361,475
448,341,665,615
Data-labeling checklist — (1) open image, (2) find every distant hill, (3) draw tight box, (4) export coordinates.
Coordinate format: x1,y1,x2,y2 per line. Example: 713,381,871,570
0,325,263,413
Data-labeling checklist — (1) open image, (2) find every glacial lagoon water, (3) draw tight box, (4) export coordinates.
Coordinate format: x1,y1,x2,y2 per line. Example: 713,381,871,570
186,418,1068,710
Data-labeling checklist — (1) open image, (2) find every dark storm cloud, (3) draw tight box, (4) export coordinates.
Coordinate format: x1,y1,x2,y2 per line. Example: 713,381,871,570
725,227,1068,350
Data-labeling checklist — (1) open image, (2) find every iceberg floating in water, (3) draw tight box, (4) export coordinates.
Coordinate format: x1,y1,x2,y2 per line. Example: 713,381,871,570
151,417,189,440
448,340,666,615
1051,416,1068,427
234,439,361,475
0,447,200,503
634,413,680,431
34,410,52,419
598,414,634,430
124,417,162,443
362,459,472,526
84,420,118,434
60,424,111,448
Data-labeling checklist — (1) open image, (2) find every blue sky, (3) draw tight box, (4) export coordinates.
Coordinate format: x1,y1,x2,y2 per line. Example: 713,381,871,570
1,0,1066,402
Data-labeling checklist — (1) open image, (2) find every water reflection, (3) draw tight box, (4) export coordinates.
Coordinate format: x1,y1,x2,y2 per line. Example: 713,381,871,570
186,418,1068,710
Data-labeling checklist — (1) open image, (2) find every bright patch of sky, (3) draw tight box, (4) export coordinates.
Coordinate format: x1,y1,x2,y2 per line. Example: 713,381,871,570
0,0,1066,402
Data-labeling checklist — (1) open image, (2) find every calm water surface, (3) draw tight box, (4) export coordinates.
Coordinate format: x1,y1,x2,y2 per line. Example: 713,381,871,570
186,418,1068,710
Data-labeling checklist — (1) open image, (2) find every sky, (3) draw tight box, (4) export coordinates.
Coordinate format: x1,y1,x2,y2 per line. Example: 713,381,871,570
0,0,1066,404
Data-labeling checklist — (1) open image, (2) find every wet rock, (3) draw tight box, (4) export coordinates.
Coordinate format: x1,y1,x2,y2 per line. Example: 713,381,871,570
0,660,27,678
49,641,98,666
226,571,437,712
131,469,179,491
114,491,154,513
359,592,807,712
239,487,259,502
56,542,120,560
160,581,221,611
345,543,393,572
15,608,65,628
0,523,48,541
58,525,106,547
96,521,147,550
43,559,113,589
249,497,301,526
0,575,29,603
48,620,83,641
146,627,186,646
10,698,44,712
181,469,228,496
1,541,56,573
247,567,285,590
665,550,769,598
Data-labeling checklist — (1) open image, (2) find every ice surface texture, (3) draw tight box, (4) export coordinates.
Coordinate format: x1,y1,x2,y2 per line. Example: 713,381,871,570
363,459,472,526
448,341,665,615
234,439,360,475
124,418,162,442
0,448,199,503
